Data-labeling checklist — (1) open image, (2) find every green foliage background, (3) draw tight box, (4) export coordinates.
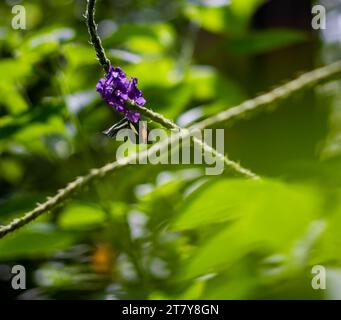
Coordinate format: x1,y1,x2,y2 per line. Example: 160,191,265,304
0,0,341,299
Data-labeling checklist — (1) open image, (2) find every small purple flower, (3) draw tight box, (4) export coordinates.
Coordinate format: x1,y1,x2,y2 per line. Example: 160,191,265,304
96,66,146,123
128,78,146,106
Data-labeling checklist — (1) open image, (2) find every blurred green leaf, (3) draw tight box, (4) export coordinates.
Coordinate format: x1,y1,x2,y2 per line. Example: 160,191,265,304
183,3,243,35
0,84,28,114
0,103,66,155
0,224,76,260
175,179,322,278
59,203,106,230
200,264,259,299
230,0,264,20
172,179,243,230
125,57,176,88
312,197,341,265
0,158,23,184
63,44,96,68
104,23,175,54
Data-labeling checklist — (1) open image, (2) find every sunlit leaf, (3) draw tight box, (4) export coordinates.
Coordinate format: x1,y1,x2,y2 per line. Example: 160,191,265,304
58,203,106,230
104,23,175,54
183,3,243,35
230,0,264,20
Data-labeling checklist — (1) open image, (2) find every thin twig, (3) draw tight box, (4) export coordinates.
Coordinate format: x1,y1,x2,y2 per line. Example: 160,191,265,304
131,103,259,179
0,129,230,239
191,61,341,131
86,0,111,72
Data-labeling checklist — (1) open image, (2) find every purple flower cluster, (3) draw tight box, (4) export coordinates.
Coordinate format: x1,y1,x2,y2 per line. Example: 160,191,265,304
96,66,146,123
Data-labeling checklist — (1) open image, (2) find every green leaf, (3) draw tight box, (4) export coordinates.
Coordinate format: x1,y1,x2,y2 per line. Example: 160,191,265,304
58,203,106,230
187,65,245,104
0,84,29,114
104,23,175,54
0,103,66,155
183,0,264,35
230,0,265,20
175,179,322,278
183,4,243,35
0,59,32,87
172,179,245,230
311,197,341,265
0,224,76,260
63,44,96,68
125,58,176,88
200,264,259,299
0,158,23,184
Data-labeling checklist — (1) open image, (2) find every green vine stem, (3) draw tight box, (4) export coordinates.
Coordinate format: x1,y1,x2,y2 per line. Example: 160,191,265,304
86,0,111,73
191,61,341,131
1,1,341,239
